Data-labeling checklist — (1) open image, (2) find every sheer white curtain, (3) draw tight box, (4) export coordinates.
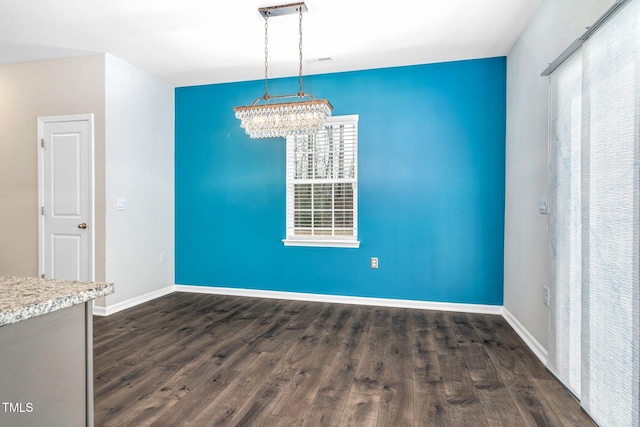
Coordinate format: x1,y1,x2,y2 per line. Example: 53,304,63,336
549,50,583,399
549,0,639,426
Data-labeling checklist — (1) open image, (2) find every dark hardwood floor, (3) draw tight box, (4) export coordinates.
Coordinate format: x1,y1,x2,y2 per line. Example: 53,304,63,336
93,292,596,426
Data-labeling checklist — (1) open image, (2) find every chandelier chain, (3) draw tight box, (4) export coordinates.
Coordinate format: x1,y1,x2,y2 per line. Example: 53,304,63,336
264,14,269,98
234,3,333,139
298,6,303,96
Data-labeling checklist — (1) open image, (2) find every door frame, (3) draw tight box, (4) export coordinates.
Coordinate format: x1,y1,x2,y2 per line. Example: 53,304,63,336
37,114,95,281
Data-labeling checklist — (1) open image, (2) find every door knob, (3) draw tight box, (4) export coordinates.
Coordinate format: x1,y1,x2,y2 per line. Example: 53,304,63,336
77,223,87,229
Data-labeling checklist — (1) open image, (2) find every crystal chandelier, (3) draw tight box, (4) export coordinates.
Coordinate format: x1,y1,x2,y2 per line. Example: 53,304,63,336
234,2,333,139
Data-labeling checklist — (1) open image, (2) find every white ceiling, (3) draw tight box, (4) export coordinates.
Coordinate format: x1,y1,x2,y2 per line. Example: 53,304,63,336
0,0,541,87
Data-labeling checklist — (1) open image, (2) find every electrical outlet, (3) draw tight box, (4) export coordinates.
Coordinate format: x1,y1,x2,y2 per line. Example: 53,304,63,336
539,197,549,214
160,251,166,263
543,286,550,306
370,257,378,269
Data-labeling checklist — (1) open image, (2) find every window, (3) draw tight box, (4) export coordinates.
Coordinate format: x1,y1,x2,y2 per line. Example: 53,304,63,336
283,115,359,248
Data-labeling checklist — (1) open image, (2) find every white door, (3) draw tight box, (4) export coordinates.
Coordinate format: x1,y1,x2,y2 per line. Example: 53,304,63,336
38,115,94,281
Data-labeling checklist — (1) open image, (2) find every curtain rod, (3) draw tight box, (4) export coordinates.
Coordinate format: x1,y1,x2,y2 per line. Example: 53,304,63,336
541,0,631,76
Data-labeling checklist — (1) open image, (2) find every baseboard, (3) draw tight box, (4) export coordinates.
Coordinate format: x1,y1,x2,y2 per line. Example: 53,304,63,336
174,285,503,315
96,284,546,364
92,285,175,316
502,307,548,366
92,304,107,316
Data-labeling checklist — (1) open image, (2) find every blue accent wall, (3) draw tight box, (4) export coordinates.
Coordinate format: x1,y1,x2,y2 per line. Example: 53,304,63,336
176,57,506,305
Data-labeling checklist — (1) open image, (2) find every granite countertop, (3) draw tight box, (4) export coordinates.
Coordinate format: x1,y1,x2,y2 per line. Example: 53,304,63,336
0,276,114,327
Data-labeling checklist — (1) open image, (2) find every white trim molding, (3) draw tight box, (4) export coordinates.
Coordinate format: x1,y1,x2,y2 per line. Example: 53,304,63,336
282,238,360,248
92,285,174,316
502,307,548,366
92,305,107,317
174,285,503,315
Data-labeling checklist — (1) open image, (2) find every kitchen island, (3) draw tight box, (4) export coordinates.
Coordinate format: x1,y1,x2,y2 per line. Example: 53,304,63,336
0,276,113,427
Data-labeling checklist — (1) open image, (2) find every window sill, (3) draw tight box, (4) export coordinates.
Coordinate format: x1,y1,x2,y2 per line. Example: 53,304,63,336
282,238,360,248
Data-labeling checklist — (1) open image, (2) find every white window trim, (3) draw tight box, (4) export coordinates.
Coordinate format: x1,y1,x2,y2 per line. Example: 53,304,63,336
282,237,360,248
283,115,360,249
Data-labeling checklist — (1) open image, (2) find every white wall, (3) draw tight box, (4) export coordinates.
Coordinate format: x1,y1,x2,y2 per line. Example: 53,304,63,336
102,54,174,310
504,0,612,353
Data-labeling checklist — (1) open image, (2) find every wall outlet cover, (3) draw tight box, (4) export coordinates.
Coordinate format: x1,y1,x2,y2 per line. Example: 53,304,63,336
543,286,550,306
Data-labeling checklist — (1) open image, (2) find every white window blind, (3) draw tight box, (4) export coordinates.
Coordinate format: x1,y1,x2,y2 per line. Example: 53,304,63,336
549,0,639,426
283,115,359,248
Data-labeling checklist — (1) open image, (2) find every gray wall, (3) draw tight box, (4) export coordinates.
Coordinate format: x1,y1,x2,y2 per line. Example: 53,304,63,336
504,0,613,353
0,54,175,312
0,55,106,281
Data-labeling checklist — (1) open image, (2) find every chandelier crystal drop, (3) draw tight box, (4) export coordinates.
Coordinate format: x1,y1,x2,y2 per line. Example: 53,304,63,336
233,2,332,139
234,99,332,139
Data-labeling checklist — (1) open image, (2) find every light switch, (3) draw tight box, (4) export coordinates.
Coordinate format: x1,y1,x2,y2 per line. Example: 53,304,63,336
116,198,127,210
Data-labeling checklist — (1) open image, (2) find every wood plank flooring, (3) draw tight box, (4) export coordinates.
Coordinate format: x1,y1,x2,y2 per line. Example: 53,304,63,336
93,292,596,427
